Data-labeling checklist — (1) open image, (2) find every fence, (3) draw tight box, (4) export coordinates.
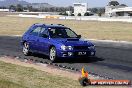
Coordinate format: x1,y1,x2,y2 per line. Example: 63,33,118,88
18,14,132,22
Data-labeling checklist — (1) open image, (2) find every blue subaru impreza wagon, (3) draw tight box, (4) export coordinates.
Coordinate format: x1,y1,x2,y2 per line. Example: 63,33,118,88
21,23,96,62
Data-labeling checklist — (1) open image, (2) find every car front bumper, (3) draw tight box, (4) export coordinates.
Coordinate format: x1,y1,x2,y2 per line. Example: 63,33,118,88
57,50,96,58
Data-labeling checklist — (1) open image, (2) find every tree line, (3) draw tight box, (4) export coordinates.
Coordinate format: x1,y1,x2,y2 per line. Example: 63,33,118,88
0,4,74,12
0,4,105,16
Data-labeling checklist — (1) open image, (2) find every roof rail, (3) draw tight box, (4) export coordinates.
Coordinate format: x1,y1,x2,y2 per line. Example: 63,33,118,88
50,24,65,26
57,24,65,26
33,23,45,26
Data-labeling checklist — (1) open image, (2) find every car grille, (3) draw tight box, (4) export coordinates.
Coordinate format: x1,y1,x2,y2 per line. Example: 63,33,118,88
74,46,88,50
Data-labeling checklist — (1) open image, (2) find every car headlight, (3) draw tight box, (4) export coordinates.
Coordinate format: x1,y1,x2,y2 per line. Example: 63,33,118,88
88,45,95,50
61,45,73,50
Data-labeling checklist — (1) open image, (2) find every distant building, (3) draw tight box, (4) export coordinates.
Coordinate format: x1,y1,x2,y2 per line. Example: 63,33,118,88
66,11,72,16
0,9,9,12
73,3,88,16
105,0,132,17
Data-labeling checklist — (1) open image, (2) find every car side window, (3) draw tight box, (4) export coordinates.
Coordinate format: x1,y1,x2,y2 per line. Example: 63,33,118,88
30,27,42,36
39,27,49,38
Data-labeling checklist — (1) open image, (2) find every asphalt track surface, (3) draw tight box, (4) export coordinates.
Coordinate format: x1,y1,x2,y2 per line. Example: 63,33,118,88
0,36,132,80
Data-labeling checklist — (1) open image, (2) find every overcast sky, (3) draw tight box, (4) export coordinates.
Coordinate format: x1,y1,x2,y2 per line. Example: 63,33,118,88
24,0,132,7
1,0,132,7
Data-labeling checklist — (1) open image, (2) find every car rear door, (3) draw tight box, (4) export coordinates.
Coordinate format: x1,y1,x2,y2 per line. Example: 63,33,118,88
28,26,42,52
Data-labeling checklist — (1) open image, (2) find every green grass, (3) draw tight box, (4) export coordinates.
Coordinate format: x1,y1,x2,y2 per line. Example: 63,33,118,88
0,60,128,88
0,16,132,41
0,80,27,88
0,61,83,88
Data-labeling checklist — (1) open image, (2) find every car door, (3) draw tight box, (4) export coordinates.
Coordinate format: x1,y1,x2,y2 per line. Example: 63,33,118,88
28,26,42,52
37,27,50,55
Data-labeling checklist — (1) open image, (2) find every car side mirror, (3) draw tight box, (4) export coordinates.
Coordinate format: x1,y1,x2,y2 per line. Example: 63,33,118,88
77,35,81,38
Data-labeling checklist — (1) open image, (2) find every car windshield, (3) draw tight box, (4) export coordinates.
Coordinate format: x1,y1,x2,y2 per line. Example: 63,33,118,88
48,27,78,38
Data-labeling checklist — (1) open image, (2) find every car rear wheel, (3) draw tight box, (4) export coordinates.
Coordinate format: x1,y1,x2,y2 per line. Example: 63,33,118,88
23,42,30,56
49,47,57,62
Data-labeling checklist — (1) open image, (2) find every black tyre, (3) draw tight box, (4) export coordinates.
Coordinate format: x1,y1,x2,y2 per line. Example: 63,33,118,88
49,47,57,62
23,42,30,56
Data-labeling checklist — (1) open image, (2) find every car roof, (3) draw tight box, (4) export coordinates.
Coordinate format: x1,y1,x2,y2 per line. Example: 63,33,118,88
33,23,68,29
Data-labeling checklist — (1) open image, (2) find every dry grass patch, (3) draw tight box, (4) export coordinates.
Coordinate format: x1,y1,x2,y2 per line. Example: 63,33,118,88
0,16,132,41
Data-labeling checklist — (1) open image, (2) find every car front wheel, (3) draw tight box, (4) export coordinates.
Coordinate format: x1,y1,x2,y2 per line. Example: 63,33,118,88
49,47,57,62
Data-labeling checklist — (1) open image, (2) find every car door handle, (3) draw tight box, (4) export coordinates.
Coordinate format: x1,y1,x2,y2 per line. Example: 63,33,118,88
37,39,39,42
